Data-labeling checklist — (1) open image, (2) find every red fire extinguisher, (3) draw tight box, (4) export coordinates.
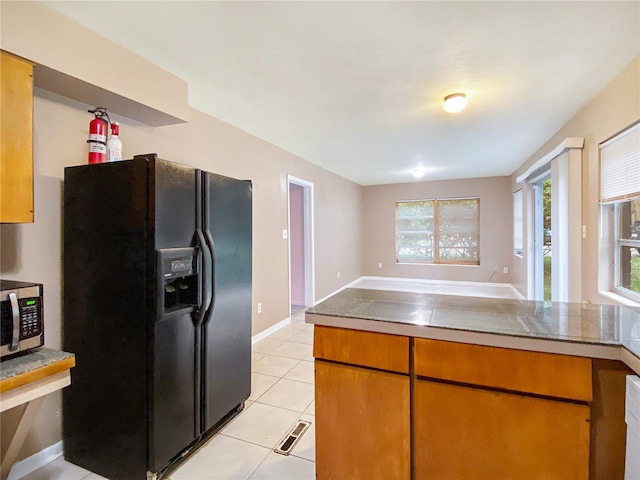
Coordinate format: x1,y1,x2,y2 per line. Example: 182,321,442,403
87,107,110,164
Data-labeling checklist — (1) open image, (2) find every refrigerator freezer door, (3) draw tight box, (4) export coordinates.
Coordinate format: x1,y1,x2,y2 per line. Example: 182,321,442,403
149,159,200,472
202,173,252,432
63,160,150,479
151,315,197,472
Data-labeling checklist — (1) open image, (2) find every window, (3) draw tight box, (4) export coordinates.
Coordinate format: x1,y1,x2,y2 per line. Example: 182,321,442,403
614,199,640,299
601,122,640,301
396,198,479,265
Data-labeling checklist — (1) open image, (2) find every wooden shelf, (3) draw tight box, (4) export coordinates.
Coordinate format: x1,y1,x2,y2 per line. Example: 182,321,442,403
0,355,75,394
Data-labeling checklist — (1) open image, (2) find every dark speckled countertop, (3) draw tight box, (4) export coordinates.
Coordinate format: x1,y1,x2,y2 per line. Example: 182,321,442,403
0,348,75,382
306,288,640,373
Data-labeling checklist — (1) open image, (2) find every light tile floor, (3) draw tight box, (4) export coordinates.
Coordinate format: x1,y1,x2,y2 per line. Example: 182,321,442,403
18,278,518,480
18,311,315,480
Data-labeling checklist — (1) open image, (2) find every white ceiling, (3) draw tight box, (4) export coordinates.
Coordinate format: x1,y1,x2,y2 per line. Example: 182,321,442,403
44,1,639,186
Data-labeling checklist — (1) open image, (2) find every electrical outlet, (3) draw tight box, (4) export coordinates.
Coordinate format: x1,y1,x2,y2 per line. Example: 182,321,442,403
378,262,382,268
503,267,509,274
257,302,262,314
337,271,341,278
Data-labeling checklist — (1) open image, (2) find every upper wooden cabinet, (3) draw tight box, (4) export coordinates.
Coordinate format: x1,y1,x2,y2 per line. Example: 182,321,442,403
1,50,34,223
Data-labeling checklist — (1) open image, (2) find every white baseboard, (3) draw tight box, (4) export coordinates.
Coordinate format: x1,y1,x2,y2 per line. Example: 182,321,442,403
357,275,527,299
360,275,515,288
251,316,291,345
252,277,362,342
7,441,63,480
313,277,362,305
509,284,526,300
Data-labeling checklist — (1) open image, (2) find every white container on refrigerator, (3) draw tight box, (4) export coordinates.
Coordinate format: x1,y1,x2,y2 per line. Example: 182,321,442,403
626,375,640,480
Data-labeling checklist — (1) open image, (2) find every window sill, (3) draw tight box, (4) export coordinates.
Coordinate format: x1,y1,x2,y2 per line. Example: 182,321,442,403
598,290,640,307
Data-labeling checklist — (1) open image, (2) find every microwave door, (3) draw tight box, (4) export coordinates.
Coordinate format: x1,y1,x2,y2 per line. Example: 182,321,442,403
0,281,44,359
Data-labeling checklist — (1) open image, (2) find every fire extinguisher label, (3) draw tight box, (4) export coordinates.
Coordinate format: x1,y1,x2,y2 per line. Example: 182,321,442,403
89,143,107,154
107,148,122,162
89,134,106,142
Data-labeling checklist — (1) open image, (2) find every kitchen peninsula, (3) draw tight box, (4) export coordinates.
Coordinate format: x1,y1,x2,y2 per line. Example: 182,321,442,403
306,288,640,480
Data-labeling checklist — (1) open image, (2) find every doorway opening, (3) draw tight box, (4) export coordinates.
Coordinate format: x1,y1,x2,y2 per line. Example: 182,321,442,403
288,176,314,316
534,176,552,301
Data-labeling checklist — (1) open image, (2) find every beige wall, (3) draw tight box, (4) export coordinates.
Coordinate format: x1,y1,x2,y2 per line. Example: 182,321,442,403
1,1,189,126
361,176,513,283
0,88,362,461
511,56,640,302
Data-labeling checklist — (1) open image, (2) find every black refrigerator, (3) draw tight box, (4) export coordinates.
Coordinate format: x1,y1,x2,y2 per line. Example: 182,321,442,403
63,154,252,479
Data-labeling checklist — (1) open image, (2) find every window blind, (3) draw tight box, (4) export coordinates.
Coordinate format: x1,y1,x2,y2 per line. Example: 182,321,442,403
395,198,479,265
601,122,640,203
396,201,434,263
513,190,523,256
437,199,479,263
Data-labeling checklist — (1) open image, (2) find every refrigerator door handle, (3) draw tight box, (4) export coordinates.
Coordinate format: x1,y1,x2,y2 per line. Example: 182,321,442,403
202,172,217,322
195,169,212,327
194,228,212,327
204,228,217,321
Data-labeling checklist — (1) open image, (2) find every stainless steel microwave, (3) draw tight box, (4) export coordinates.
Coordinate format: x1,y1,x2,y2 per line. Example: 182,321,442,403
0,280,44,360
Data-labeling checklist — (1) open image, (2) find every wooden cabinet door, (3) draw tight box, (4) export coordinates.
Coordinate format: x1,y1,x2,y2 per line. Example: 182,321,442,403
414,379,590,480
314,325,409,373
1,51,34,223
315,360,410,480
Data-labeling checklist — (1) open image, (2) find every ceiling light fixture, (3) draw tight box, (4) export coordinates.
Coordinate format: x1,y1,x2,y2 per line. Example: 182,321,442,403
412,168,426,178
443,93,467,113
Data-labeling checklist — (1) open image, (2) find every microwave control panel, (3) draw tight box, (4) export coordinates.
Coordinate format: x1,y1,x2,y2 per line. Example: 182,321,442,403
19,297,43,339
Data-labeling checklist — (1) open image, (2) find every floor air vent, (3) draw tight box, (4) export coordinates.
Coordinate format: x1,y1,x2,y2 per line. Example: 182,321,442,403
274,420,311,455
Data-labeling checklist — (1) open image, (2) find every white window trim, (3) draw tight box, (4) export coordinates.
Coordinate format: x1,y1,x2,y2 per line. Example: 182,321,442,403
516,137,584,185
612,202,640,303
520,138,584,302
